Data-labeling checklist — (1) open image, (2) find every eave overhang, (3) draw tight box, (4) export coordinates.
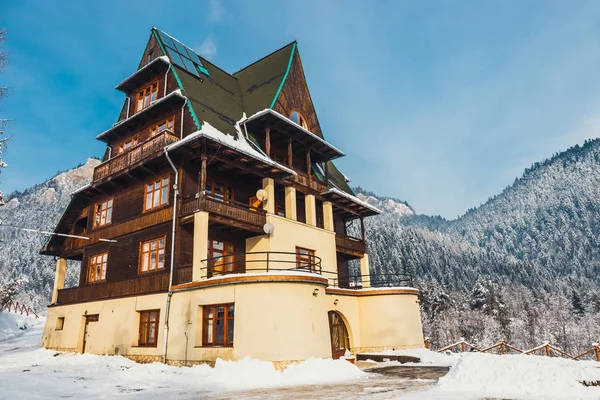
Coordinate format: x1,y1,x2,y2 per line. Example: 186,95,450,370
321,187,381,218
241,109,344,163
96,90,186,143
115,56,171,93
165,126,296,180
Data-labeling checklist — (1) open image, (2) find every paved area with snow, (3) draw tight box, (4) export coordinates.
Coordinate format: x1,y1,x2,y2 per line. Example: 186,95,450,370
2,312,600,399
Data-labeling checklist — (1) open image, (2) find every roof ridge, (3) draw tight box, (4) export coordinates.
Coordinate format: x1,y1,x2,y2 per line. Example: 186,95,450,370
232,41,297,76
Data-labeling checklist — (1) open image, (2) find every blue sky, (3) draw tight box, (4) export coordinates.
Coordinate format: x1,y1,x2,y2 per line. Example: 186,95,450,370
2,1,600,218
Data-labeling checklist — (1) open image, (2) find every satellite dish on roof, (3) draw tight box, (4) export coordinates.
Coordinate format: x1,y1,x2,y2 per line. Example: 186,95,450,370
263,223,274,235
256,189,268,201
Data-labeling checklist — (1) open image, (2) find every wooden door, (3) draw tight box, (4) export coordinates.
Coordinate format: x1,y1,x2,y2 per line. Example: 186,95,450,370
328,311,350,359
82,314,99,354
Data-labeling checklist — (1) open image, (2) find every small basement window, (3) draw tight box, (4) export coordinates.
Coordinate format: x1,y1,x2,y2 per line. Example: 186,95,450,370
56,317,65,331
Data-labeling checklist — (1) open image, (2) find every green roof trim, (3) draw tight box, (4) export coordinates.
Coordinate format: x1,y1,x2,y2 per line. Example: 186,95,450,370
269,42,297,109
152,28,202,130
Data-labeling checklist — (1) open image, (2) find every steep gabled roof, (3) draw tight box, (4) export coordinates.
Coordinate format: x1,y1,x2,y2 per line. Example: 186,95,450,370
234,42,296,117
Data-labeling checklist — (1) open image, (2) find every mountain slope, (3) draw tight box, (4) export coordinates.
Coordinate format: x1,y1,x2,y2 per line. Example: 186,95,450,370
359,138,600,293
0,159,99,309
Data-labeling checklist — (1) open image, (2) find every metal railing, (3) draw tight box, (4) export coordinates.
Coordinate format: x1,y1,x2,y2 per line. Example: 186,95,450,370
199,251,324,279
331,273,413,289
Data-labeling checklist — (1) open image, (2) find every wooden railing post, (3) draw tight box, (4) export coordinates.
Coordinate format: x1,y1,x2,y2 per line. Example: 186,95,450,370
545,344,551,357
501,341,505,355
594,344,600,362
424,337,430,349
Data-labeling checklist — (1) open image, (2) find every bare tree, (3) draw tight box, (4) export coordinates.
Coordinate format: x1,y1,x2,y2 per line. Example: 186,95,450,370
0,28,9,205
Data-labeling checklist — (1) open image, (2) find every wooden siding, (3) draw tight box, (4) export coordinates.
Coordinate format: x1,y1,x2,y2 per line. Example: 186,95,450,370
59,272,169,305
335,235,366,257
273,51,323,139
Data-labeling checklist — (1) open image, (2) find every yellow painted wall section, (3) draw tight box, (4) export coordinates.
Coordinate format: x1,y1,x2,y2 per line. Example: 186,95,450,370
43,293,167,357
358,293,424,349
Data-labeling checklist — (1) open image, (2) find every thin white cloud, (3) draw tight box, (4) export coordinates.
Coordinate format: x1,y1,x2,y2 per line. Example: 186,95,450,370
209,0,225,23
199,38,217,59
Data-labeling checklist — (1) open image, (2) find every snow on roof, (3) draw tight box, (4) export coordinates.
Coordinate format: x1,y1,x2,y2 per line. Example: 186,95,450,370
114,56,170,90
322,186,382,214
165,121,296,176
96,90,185,140
70,183,91,196
241,109,345,157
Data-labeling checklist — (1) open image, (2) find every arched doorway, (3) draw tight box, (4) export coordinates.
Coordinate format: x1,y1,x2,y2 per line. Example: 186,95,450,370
328,311,350,359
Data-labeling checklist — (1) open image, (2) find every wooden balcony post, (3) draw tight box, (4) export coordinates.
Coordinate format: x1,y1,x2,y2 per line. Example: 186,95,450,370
288,137,293,167
265,127,271,157
200,152,207,199
306,150,312,182
52,258,67,304
360,216,365,242
324,161,329,183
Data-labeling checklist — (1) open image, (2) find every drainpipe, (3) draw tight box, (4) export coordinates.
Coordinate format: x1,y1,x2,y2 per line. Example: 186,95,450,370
162,147,179,364
126,97,131,119
180,99,187,139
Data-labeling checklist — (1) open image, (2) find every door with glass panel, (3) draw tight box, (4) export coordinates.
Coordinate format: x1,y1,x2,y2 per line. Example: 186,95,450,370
207,239,235,277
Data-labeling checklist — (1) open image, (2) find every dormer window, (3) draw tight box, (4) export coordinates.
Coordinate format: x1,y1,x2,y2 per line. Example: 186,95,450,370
150,116,175,137
136,81,159,113
290,110,309,131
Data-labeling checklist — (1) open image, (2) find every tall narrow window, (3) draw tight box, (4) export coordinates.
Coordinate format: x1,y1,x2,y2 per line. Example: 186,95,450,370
93,198,113,228
136,81,159,113
296,247,316,270
140,237,166,273
88,252,108,283
150,116,175,137
207,239,235,276
147,50,154,63
202,304,234,346
138,310,159,347
144,175,169,211
290,110,309,130
117,136,138,154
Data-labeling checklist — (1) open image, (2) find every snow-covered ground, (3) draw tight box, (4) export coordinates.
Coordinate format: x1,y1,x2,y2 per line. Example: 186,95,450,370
1,312,599,399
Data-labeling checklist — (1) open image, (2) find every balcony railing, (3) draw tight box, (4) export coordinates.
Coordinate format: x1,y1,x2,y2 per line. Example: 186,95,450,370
200,251,324,279
331,273,414,289
335,235,366,255
56,273,170,305
180,194,267,229
93,130,179,181
286,171,327,192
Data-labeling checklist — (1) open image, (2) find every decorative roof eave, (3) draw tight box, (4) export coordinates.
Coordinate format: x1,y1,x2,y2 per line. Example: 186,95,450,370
115,56,170,93
321,187,381,217
165,122,296,178
240,109,345,162
96,90,186,142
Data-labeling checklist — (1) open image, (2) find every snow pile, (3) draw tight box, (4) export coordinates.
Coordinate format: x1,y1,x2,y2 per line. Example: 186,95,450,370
411,352,600,400
375,348,458,367
0,312,31,342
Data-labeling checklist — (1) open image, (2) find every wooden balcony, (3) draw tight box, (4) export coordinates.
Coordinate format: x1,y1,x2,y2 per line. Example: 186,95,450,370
335,235,366,257
56,273,170,305
180,195,266,233
285,171,327,193
93,131,179,182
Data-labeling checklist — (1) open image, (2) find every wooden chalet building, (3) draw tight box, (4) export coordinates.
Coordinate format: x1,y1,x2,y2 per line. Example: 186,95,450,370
41,28,423,365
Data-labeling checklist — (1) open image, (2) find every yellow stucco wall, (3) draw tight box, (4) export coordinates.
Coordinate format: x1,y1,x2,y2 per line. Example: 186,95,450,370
245,215,337,282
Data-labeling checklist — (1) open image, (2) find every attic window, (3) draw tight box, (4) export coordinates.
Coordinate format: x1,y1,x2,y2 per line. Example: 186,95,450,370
147,50,154,63
290,110,309,131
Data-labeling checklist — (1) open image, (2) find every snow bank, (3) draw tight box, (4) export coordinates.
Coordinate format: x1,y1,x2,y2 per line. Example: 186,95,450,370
408,352,600,400
0,312,30,342
372,348,458,367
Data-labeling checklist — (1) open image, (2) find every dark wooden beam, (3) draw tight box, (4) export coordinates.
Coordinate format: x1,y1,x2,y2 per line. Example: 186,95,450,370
288,137,293,168
265,127,271,157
